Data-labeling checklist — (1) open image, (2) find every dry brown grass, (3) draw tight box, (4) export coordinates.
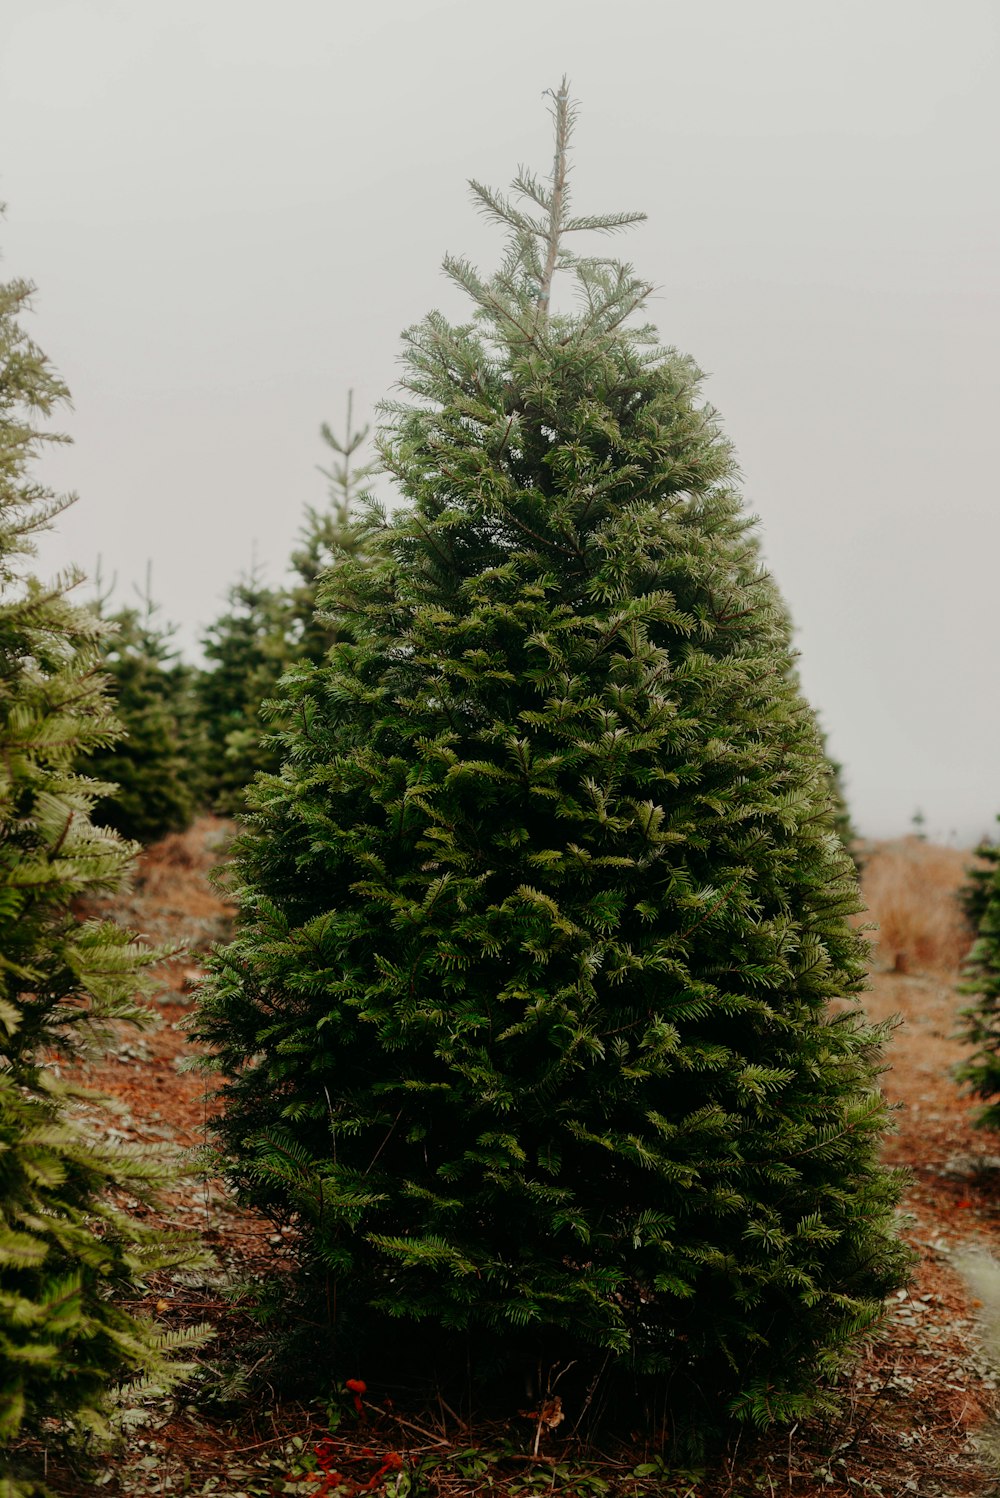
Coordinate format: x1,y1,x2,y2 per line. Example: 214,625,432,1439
860,836,980,974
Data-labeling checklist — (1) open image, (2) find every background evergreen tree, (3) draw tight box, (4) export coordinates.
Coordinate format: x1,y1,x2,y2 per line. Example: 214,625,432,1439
196,565,294,813
0,263,205,1497
824,745,861,869
85,572,200,842
957,819,1000,1126
959,826,999,933
195,404,376,816
195,86,908,1444
288,392,377,659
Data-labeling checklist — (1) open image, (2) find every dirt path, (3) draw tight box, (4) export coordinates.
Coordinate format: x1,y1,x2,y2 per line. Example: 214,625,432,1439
839,966,1000,1493
29,826,1000,1496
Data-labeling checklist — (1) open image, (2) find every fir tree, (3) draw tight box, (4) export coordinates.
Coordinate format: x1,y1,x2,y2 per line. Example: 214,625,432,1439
288,393,377,659
195,86,908,1441
824,747,861,869
194,402,375,818
957,822,1000,1126
959,828,999,934
85,575,200,842
196,566,295,813
0,263,205,1496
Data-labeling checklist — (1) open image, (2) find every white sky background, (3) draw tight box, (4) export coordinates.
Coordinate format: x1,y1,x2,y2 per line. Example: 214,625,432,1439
0,0,997,843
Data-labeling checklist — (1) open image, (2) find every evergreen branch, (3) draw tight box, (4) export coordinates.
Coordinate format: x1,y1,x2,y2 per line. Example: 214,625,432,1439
468,180,546,239
563,211,648,235
536,77,572,323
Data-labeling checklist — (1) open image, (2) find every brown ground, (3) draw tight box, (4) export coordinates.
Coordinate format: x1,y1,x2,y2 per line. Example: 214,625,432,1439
20,825,1000,1497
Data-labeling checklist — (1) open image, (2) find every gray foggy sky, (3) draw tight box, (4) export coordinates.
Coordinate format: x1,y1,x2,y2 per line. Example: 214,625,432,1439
1,0,997,843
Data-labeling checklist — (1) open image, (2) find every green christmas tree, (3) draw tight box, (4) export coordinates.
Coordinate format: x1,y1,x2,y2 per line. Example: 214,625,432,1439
196,565,294,813
195,86,908,1441
959,826,999,934
85,574,200,842
0,264,205,1497
194,406,376,815
289,392,378,659
824,744,861,869
957,821,1000,1126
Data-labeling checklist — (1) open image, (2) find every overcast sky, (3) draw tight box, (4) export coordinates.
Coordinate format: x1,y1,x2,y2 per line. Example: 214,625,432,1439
1,0,997,842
